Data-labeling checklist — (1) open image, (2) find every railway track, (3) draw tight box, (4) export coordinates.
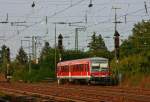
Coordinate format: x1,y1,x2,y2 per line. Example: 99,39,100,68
0,87,86,102
25,83,150,97
0,82,150,102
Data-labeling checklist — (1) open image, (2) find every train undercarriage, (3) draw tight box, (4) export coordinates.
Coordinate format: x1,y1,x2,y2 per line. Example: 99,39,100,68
57,76,118,85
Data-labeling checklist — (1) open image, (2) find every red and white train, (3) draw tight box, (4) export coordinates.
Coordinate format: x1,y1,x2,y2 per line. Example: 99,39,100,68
57,57,111,85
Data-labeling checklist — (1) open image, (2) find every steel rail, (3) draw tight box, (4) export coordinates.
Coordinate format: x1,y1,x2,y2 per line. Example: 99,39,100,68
0,83,150,102
0,87,86,102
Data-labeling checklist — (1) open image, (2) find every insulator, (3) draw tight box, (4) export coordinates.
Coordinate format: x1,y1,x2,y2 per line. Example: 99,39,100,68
88,0,93,7
32,1,35,8
144,1,148,14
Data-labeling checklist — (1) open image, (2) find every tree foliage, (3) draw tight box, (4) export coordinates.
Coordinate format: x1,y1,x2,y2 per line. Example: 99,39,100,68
120,20,150,57
0,45,12,78
111,20,150,76
88,32,107,51
62,50,89,61
16,47,28,65
87,32,111,59
39,42,51,63
111,51,150,75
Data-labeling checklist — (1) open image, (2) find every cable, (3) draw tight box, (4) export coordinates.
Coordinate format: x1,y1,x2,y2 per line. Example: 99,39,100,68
2,1,150,46
86,6,150,31
3,0,86,43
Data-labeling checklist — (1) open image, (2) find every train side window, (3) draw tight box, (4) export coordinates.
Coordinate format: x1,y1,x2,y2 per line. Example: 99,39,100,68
73,65,76,72
72,65,74,72
76,64,81,72
78,64,80,72
81,65,82,71
79,64,81,72
63,66,65,72
84,64,86,71
60,66,62,72
73,65,74,72
62,66,64,72
76,65,78,72
59,66,61,71
64,65,68,72
85,64,89,72
64,66,66,72
61,66,62,72
83,64,85,72
81,64,83,71
76,65,78,71
74,65,76,72
67,66,69,72
79,64,81,71
70,65,72,72
84,64,86,72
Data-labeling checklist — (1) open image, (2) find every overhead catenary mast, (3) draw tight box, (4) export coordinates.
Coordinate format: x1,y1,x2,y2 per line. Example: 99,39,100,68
112,7,122,63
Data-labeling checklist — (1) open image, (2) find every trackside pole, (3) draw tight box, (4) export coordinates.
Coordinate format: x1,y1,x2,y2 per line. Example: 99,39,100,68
57,79,60,85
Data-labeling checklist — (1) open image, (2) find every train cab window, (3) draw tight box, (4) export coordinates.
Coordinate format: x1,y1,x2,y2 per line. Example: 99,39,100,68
100,67,109,72
92,66,100,72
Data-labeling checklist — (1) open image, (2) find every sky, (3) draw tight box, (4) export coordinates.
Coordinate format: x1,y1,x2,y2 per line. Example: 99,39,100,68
0,0,150,59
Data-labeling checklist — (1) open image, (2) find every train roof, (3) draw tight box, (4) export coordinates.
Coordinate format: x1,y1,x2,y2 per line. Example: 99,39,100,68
57,57,108,65
88,57,108,61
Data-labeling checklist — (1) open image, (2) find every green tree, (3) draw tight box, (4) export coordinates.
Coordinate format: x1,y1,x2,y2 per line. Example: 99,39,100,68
0,45,11,78
120,20,150,57
62,50,89,61
88,32,107,51
16,47,28,65
111,20,150,83
39,42,56,70
39,42,51,63
87,32,110,58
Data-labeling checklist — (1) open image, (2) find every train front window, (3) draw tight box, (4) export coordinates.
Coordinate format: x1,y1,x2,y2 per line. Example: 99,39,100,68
100,67,109,72
92,66,100,72
91,62,108,72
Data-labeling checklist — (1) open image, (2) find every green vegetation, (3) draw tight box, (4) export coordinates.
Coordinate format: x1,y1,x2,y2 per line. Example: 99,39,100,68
0,20,149,87
87,32,113,60
1,32,110,82
111,20,150,87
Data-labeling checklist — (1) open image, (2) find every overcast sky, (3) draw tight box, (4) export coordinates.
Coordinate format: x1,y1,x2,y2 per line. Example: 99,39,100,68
0,0,150,58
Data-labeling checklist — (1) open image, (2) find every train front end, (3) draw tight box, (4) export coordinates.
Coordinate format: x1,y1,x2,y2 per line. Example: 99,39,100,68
89,58,111,84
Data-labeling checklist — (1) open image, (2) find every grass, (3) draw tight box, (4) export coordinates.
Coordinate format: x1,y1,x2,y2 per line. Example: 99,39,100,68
120,73,150,88
12,66,55,83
